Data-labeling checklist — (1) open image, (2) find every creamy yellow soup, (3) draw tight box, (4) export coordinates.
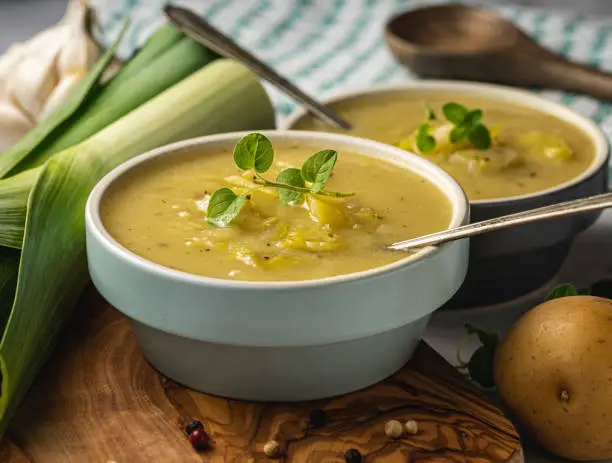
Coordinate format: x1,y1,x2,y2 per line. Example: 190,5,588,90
292,93,596,200
102,145,452,281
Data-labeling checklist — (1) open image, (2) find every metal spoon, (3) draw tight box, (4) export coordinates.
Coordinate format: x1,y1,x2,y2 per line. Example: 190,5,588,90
389,192,612,252
384,4,612,100
164,5,352,130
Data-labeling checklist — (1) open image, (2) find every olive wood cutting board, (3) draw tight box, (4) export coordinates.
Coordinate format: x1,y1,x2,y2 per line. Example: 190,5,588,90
1,287,523,462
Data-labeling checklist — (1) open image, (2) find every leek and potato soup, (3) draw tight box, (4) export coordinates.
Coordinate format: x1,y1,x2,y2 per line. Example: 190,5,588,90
101,135,452,281
292,93,596,200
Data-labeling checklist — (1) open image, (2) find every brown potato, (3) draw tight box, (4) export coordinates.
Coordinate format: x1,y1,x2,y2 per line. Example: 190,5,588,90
494,296,612,460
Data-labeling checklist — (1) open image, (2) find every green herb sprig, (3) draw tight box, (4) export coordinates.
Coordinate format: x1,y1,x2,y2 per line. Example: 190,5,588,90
416,101,492,153
206,133,353,227
455,323,499,389
456,283,587,388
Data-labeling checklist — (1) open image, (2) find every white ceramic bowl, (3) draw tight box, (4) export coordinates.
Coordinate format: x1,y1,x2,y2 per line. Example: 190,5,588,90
282,82,610,308
85,130,469,401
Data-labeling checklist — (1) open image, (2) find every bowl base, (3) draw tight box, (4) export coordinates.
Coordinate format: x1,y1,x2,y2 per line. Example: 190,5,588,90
443,240,572,309
131,316,430,402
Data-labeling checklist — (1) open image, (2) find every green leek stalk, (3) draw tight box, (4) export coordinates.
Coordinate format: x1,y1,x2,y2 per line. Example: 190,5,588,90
0,58,276,433
0,27,219,249
107,23,185,84
0,26,218,178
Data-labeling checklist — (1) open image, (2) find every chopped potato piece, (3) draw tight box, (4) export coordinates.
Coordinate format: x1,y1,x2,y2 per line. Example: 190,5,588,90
263,253,306,268
270,220,289,239
225,174,257,189
305,239,341,252
449,147,522,175
517,131,574,161
396,122,471,158
279,226,342,253
248,189,279,217
229,244,260,268
306,194,349,228
350,206,382,232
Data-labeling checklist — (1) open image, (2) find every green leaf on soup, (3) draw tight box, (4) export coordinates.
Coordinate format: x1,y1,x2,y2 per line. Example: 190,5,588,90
206,187,247,227
416,123,436,153
450,124,469,143
546,283,579,301
442,102,468,124
464,109,483,127
468,124,492,150
233,133,274,173
276,167,305,203
301,149,337,193
422,101,437,121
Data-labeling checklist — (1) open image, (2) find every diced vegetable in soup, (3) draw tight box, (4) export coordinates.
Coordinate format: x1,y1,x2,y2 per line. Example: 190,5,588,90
291,93,596,200
101,137,452,282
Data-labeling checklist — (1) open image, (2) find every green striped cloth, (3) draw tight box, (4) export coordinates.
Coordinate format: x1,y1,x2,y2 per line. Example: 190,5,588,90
91,0,612,140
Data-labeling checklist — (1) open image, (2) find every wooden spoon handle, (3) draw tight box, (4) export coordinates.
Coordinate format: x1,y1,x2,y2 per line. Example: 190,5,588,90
537,55,612,101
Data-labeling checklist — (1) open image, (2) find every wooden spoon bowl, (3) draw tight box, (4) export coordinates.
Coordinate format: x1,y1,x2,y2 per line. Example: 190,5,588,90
384,4,612,100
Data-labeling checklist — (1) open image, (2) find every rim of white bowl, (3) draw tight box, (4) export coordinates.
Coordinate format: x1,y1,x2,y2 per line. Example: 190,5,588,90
86,130,469,290
281,80,610,205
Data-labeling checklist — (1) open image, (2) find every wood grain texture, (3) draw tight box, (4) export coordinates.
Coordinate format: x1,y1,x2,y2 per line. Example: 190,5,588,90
385,3,612,101
1,287,523,462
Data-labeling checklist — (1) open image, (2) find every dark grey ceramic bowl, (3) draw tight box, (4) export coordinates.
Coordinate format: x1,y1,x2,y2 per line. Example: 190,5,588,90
282,82,610,308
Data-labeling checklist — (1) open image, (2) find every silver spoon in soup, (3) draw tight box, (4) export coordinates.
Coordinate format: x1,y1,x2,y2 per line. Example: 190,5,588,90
389,192,612,251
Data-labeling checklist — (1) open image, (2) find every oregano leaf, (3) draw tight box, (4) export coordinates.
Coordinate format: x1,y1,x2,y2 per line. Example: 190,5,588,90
468,124,492,150
450,124,469,143
465,323,500,350
206,188,247,227
233,133,274,173
301,149,337,193
464,109,483,127
467,346,496,388
546,283,579,301
442,102,468,124
416,123,436,153
422,101,437,121
276,167,305,204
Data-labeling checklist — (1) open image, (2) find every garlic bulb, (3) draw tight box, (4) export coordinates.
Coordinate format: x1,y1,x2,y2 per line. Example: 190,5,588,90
0,0,100,152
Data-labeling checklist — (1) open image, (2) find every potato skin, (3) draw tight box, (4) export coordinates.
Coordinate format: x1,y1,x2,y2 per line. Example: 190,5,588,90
494,296,612,460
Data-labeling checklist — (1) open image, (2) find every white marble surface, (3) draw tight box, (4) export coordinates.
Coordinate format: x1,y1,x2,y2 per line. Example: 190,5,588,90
1,0,612,461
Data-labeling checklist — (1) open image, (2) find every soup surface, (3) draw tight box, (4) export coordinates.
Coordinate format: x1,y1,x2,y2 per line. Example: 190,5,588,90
101,145,452,281
292,93,597,200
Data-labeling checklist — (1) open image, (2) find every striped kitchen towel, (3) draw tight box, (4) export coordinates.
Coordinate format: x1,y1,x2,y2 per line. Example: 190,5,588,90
90,0,612,139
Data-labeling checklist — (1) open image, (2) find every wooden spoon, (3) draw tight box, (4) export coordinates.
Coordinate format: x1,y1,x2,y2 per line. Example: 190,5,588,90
384,4,612,100
388,191,612,251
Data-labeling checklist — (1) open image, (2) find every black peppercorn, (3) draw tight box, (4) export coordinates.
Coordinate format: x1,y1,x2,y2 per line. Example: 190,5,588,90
185,420,204,435
344,448,362,463
308,409,327,428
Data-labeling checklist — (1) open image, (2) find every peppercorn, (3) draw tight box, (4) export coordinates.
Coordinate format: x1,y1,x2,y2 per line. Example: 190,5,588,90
344,448,362,463
185,420,204,436
405,419,419,435
308,409,327,428
189,428,210,451
263,440,281,458
384,419,403,439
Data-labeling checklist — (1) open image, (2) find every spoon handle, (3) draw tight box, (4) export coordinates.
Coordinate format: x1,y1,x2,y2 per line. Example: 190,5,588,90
538,56,612,101
163,5,352,130
389,192,612,251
